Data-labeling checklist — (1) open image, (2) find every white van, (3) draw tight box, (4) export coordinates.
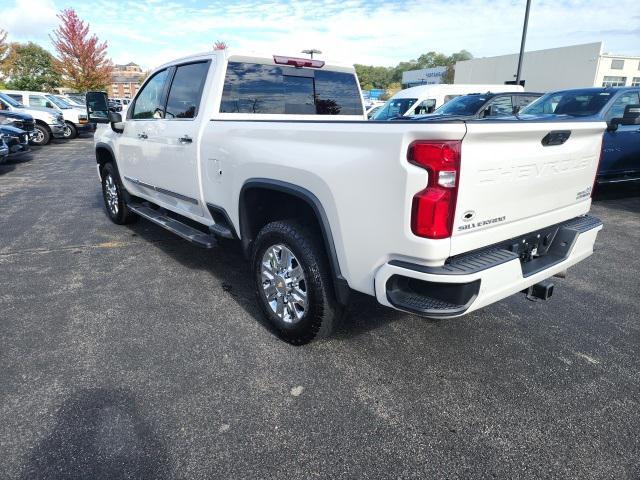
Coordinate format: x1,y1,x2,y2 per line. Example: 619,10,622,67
371,84,525,120
1,90,93,139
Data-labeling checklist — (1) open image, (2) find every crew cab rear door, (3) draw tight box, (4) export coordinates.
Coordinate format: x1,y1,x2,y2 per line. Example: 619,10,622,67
451,120,605,255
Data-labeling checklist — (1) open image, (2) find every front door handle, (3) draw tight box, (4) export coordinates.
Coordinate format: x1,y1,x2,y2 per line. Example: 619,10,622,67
138,132,148,139
179,135,192,144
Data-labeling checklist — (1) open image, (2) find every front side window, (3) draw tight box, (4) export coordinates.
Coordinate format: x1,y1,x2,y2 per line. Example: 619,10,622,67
486,96,513,116
413,99,436,115
606,92,640,120
220,62,362,115
631,77,640,87
131,69,169,119
29,95,52,108
602,76,627,87
165,62,209,119
513,95,541,108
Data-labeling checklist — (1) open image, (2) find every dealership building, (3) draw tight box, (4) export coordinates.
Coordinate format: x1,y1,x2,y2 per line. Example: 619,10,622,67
401,66,448,88
453,42,640,92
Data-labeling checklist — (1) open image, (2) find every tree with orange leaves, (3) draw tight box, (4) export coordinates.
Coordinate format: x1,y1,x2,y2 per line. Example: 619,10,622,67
50,9,112,91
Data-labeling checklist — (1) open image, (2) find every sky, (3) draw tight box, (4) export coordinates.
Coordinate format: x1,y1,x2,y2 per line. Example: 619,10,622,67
0,0,638,70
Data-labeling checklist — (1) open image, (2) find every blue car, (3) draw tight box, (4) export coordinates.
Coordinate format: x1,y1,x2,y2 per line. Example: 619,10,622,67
521,87,640,184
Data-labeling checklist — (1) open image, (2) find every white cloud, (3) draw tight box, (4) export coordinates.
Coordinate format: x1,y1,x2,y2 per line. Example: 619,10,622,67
2,0,639,69
0,0,58,41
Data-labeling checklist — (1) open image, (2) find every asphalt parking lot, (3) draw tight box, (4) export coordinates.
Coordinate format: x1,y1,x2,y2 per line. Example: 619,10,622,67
1,137,639,479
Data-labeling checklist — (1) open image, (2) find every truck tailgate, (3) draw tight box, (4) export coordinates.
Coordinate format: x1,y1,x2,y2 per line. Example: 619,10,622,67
451,121,604,256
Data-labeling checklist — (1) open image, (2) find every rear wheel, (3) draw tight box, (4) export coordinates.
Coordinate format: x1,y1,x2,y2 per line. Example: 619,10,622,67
31,124,51,146
63,121,77,139
101,163,137,225
252,220,340,345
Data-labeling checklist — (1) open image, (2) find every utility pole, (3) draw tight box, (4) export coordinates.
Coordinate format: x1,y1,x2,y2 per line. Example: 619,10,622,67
515,0,531,86
302,49,322,59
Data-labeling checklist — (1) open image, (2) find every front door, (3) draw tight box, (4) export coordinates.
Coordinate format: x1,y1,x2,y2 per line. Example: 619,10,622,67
602,90,640,177
143,61,211,218
117,68,170,201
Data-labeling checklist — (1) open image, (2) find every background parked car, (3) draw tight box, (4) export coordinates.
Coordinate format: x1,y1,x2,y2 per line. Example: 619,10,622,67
407,92,542,121
1,90,94,140
0,136,8,164
0,124,30,157
371,84,525,120
0,109,36,141
0,92,65,146
521,87,640,184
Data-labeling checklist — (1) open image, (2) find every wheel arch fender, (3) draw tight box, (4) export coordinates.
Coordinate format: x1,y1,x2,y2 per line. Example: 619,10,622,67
239,178,350,305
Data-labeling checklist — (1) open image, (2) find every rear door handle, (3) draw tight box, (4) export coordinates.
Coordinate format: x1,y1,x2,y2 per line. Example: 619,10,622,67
179,135,192,144
138,132,148,139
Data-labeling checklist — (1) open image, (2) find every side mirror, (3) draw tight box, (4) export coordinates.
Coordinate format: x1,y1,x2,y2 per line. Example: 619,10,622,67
512,105,521,115
86,91,110,124
482,108,491,118
621,104,640,126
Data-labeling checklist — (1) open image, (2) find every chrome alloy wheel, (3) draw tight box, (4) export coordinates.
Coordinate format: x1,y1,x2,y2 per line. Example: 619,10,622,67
63,124,72,138
104,174,119,216
32,128,44,144
261,244,308,324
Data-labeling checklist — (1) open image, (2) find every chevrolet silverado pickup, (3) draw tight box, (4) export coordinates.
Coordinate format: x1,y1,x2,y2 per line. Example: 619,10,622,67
87,50,604,344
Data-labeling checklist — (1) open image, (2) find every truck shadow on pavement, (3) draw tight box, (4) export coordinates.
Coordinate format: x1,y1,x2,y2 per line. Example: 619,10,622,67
20,387,173,480
125,219,433,341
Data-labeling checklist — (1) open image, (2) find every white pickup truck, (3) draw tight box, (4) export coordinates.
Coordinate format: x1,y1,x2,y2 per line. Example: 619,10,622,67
87,50,604,344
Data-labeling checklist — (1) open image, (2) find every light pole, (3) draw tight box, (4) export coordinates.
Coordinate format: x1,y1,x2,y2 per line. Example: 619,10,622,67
515,0,531,86
302,49,322,59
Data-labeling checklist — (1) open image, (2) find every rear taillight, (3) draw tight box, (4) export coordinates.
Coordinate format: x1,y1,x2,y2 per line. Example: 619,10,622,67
408,140,461,239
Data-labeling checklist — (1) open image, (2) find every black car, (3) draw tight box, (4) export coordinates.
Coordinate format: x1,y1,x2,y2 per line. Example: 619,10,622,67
408,91,542,121
0,110,37,141
0,136,8,164
0,124,30,156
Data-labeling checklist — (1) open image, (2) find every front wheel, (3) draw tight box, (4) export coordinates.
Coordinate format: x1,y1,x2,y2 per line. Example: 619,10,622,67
252,220,341,345
63,121,77,139
101,163,137,225
31,124,51,146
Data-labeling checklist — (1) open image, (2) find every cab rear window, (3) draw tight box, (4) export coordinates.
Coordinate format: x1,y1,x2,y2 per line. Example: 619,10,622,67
220,62,362,115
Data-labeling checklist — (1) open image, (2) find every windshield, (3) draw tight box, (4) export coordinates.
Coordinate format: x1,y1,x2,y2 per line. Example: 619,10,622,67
521,90,612,116
434,95,491,115
372,98,417,120
46,94,72,109
0,92,23,107
59,95,83,107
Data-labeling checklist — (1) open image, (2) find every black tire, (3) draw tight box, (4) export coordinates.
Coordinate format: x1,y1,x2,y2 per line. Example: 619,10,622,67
252,220,341,345
31,124,51,146
101,163,137,225
63,121,78,139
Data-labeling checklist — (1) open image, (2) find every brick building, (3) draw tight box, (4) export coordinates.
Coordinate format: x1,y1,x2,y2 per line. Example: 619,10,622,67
107,62,144,99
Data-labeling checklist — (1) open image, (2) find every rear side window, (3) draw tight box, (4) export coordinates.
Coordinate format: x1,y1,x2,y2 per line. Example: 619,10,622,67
165,62,209,119
220,62,362,115
486,96,513,116
7,94,23,103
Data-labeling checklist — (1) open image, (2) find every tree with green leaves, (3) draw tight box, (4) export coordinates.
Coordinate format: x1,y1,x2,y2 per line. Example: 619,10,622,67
0,42,61,91
356,50,474,90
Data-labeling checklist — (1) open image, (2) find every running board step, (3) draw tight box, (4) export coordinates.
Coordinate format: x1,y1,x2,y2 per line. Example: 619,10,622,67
127,203,217,248
209,222,234,239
